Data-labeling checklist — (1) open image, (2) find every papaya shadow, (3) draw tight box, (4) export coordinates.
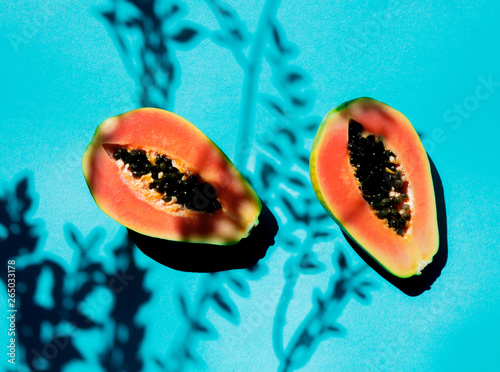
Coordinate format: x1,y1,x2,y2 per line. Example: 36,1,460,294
128,201,278,272
342,154,448,296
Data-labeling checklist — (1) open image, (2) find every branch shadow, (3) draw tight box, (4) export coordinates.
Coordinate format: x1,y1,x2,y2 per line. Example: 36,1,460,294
129,200,278,272
342,155,448,296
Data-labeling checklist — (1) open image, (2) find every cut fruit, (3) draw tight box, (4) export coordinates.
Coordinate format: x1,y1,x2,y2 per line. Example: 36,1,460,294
310,97,439,278
82,108,261,245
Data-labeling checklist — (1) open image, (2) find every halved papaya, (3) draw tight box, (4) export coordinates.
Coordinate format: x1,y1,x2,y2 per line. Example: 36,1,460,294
310,98,438,278
82,108,261,245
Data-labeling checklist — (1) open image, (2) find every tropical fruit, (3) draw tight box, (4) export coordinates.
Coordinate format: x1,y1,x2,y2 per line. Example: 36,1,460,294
310,97,438,278
82,108,261,245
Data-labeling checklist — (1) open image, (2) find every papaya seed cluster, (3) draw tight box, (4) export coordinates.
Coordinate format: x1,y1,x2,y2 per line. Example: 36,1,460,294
113,148,221,213
348,119,411,236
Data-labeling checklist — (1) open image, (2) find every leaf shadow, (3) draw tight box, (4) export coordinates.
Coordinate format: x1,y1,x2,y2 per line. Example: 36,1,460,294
0,171,45,263
342,154,447,296
96,0,206,111
274,249,375,372
129,200,278,272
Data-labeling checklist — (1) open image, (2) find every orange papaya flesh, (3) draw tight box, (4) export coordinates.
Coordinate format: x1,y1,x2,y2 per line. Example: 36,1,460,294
82,108,261,245
310,98,438,278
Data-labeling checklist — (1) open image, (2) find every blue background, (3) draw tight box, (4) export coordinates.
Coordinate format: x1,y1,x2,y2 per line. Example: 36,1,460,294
1,0,499,371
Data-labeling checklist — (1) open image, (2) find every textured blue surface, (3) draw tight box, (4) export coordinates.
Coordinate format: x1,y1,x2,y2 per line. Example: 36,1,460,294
1,0,499,371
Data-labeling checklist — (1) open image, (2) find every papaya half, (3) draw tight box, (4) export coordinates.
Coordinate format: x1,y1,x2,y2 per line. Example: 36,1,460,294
310,97,439,278
82,108,261,245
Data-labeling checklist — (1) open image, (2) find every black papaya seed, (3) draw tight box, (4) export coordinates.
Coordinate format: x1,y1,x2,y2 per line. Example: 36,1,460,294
113,148,221,212
347,120,411,235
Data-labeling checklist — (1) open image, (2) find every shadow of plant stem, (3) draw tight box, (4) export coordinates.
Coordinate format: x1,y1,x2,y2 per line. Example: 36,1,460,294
1,175,84,371
273,235,323,360
167,273,221,370
99,1,282,370
1,174,151,371
204,0,281,169
207,1,378,370
98,2,376,371
158,266,266,371
99,0,204,110
100,231,152,372
277,252,373,372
